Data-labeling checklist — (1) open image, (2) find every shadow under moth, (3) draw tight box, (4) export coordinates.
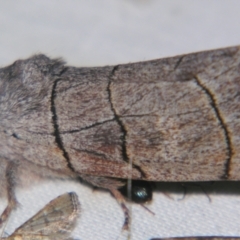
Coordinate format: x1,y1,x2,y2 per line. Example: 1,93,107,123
0,45,240,236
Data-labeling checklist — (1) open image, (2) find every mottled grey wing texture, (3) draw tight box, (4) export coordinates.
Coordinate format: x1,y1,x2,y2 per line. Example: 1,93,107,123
0,46,240,194
58,46,240,182
7,192,80,240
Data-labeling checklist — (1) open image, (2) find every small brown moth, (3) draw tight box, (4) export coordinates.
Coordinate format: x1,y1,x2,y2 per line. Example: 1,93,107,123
151,237,240,240
0,45,240,230
2,192,80,240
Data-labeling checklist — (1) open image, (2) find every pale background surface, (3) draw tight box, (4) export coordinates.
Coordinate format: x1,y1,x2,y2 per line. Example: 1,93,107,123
0,1,240,239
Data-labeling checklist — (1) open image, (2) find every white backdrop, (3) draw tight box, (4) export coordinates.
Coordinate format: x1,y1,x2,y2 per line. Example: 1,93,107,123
0,1,240,240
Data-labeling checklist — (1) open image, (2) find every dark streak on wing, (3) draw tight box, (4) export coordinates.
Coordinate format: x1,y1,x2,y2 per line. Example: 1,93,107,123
51,78,76,173
60,118,115,134
108,66,147,178
194,76,232,179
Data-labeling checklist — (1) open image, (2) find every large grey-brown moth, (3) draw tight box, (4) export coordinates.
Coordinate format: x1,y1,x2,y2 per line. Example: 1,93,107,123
0,45,239,230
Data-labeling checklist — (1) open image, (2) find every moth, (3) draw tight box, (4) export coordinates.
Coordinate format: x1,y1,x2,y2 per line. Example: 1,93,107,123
2,192,80,240
151,238,240,240
0,45,240,230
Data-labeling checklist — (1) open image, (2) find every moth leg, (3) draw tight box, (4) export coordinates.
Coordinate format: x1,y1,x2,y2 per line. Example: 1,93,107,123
80,175,129,230
0,162,18,227
110,188,130,230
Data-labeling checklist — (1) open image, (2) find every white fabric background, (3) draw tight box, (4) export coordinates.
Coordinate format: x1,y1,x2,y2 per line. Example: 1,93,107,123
0,1,240,239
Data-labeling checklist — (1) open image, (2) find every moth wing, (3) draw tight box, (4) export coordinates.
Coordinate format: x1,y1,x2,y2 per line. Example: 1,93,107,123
10,192,80,239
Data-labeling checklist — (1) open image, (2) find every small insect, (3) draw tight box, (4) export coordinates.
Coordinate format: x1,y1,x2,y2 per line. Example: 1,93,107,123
119,180,152,203
151,237,240,240
2,192,80,240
